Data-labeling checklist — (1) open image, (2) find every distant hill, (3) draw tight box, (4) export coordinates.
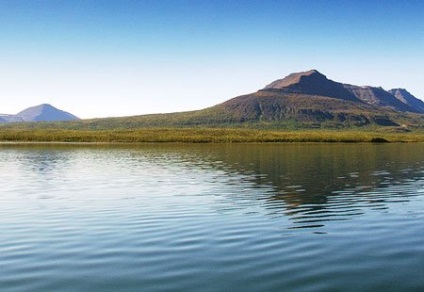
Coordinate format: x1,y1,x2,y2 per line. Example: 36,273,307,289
0,104,79,123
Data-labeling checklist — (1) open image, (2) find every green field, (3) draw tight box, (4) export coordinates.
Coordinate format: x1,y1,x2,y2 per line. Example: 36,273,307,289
1,127,424,143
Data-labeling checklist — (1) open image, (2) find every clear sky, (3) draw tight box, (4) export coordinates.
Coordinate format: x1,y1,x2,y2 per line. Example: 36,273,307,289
1,0,423,118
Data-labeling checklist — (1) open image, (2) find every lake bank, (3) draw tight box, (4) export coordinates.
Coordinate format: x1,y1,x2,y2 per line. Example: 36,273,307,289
1,128,424,143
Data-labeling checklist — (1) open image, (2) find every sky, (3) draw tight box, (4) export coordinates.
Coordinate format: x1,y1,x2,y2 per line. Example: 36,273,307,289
1,0,423,118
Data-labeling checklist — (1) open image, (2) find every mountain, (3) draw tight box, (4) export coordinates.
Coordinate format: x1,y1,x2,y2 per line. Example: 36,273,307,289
264,70,421,113
1,71,422,129
0,104,79,123
58,70,422,131
42,69,421,130
263,70,360,102
389,88,424,113
15,104,79,122
187,70,423,127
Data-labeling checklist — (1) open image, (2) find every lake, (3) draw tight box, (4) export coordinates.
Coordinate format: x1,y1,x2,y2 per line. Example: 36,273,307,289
1,143,424,291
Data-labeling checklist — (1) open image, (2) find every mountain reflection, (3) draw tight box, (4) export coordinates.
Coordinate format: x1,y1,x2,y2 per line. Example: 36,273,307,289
180,143,424,228
3,142,424,229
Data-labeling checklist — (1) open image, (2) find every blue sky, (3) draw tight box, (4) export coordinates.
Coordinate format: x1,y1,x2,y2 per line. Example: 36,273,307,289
1,0,423,118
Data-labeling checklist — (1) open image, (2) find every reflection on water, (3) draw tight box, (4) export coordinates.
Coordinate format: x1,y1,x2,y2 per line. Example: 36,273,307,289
1,143,424,291
193,143,424,228
2,143,424,230
2,143,424,229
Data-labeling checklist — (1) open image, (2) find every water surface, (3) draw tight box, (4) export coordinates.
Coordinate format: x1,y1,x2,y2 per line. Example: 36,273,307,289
1,143,424,291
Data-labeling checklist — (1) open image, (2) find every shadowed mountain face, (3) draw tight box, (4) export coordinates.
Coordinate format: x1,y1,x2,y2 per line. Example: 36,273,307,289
263,70,360,103
263,70,422,113
1,104,79,123
389,88,424,113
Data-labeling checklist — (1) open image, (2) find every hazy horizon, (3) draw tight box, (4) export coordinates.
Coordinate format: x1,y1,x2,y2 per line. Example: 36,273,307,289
1,0,423,119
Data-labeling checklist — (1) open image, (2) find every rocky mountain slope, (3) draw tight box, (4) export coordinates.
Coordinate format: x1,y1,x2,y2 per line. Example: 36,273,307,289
389,88,424,113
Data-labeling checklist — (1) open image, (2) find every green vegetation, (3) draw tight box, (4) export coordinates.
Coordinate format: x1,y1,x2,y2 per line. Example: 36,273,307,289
1,127,424,143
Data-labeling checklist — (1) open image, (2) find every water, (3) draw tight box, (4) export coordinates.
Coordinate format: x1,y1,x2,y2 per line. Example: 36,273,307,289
1,143,424,291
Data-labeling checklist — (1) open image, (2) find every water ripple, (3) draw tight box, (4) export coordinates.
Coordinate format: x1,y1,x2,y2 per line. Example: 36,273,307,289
2,144,424,291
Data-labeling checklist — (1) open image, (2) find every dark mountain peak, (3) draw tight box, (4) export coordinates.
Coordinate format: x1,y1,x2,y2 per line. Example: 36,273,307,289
15,103,79,122
264,69,327,89
263,70,359,102
39,103,54,108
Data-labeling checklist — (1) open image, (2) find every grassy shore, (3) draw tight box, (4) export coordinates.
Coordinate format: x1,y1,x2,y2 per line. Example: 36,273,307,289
1,128,424,143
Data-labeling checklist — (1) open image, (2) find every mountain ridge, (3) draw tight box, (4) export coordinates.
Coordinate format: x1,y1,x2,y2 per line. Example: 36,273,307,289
104,69,422,129
389,88,424,113
262,70,422,113
1,70,423,129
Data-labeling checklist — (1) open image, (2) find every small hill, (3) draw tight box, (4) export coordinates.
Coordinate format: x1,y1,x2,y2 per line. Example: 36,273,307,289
14,104,79,122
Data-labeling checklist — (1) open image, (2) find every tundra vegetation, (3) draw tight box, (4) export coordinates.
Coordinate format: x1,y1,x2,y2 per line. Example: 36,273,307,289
1,125,424,143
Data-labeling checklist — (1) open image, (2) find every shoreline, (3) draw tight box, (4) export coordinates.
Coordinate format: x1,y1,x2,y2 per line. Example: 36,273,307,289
1,128,424,143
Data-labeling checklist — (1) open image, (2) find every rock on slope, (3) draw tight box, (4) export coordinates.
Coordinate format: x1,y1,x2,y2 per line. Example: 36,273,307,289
389,88,424,113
